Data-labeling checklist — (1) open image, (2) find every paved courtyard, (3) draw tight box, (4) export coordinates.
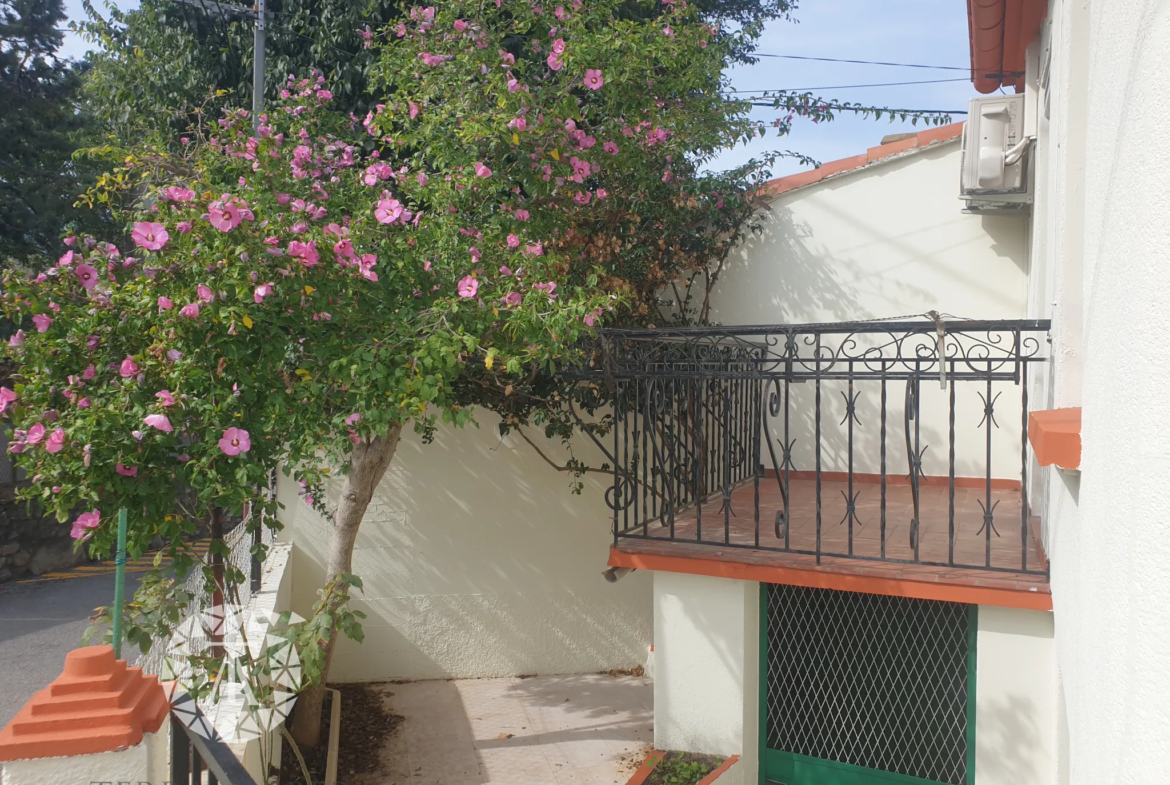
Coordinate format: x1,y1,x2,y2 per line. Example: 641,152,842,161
365,673,653,785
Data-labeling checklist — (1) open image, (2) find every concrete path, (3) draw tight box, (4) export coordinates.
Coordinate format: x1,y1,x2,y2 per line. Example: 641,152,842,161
0,572,138,727
368,673,653,785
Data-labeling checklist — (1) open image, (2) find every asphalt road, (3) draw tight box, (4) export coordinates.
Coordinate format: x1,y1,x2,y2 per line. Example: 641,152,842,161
0,572,141,727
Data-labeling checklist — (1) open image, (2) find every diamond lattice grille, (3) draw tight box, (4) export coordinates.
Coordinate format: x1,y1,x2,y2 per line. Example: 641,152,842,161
765,584,971,785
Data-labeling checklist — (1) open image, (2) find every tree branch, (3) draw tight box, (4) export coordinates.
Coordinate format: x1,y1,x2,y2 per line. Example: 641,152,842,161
517,427,610,475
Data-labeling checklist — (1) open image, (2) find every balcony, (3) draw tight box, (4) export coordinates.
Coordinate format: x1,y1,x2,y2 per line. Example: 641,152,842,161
567,318,1052,608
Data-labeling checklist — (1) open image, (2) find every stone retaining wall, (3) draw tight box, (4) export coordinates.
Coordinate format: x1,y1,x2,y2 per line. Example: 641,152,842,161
0,485,91,583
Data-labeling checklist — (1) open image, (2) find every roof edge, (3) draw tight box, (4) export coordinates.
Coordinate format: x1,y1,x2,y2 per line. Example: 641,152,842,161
758,121,965,199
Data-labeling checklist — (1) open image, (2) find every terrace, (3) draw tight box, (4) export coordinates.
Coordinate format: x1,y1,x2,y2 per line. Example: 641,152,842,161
566,317,1052,607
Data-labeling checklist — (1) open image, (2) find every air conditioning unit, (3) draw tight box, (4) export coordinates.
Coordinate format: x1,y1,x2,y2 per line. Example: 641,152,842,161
960,95,1034,214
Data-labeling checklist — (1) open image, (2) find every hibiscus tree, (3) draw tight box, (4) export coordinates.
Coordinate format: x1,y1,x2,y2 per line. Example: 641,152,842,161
4,0,788,747
1,71,612,743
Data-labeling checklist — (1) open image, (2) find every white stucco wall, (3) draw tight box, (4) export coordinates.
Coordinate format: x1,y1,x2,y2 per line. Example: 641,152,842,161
653,571,758,785
975,606,1058,785
710,142,1031,479
1026,0,1170,782
0,728,168,785
275,418,651,681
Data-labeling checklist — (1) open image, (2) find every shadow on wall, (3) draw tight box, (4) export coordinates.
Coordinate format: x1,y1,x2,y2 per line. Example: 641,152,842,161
278,419,653,682
977,695,1042,785
720,205,880,324
712,177,1029,484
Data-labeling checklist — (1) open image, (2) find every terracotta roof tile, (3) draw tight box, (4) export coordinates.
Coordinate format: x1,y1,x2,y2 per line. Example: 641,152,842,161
759,122,965,198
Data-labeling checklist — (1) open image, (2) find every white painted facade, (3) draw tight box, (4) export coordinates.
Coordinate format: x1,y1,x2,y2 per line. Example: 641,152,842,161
712,142,1031,479
0,729,168,785
975,606,1058,785
653,571,759,785
1023,0,1170,781
275,417,652,681
653,570,1058,785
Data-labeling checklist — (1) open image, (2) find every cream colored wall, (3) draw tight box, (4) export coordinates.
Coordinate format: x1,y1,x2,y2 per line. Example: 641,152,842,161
1028,0,1170,782
0,729,168,785
709,142,1031,480
975,606,1058,785
276,418,652,681
653,571,758,784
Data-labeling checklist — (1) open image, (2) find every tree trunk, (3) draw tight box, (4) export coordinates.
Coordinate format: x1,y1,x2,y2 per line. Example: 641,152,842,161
290,424,403,748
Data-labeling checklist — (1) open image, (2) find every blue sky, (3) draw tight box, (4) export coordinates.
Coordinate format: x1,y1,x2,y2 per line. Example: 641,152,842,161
58,0,978,178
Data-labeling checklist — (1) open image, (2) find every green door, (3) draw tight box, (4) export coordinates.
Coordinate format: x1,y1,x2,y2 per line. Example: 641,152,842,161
759,585,977,785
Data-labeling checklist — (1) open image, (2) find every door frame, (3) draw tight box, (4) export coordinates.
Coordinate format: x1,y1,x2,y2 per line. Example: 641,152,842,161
758,584,979,785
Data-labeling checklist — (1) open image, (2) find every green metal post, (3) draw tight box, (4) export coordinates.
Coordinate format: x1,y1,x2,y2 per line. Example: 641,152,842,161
112,508,128,659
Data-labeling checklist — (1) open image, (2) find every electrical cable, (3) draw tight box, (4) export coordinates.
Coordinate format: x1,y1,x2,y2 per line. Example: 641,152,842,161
730,78,970,92
746,102,966,114
752,53,969,71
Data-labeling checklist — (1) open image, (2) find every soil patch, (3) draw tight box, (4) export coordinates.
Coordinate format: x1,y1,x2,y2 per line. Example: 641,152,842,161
280,684,403,784
602,665,645,677
646,751,725,785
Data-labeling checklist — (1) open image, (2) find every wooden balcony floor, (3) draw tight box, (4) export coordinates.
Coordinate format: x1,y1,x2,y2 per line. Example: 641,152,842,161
613,475,1050,599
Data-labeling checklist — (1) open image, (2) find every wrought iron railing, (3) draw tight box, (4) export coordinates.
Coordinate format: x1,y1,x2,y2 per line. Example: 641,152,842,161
565,317,1051,575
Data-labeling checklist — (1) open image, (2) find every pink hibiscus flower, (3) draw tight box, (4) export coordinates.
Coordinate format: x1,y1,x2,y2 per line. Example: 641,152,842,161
0,387,14,414
179,303,201,318
26,424,45,445
119,356,139,377
254,282,274,303
132,222,169,251
604,141,620,155
288,240,319,267
197,284,214,303
115,463,138,477
375,198,404,224
155,390,175,406
515,209,530,221
177,221,193,234
82,364,95,380
158,296,174,311
457,275,479,298
208,196,253,232
218,427,251,456
583,69,604,90
74,264,98,289
32,314,52,332
70,509,101,540
8,330,24,348
143,413,173,432
166,186,196,202
473,162,493,178
359,254,379,282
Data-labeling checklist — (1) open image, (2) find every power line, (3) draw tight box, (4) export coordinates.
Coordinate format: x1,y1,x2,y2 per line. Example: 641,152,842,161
747,102,967,114
752,53,970,71
730,78,970,92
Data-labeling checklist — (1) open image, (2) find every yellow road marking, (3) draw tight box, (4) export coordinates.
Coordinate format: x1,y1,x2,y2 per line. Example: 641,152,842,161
16,539,216,584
